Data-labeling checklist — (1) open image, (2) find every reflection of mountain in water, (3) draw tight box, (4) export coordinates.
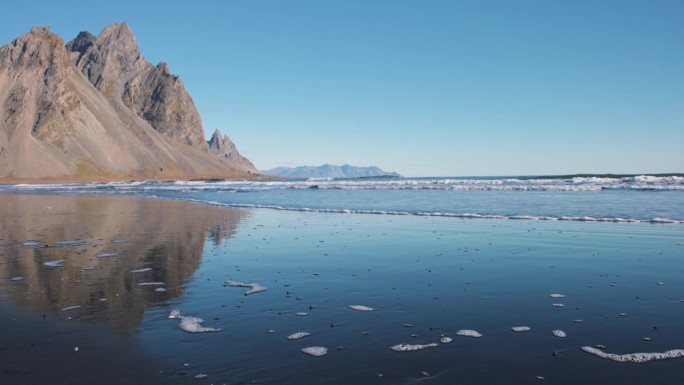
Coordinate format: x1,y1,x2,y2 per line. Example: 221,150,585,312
0,194,248,332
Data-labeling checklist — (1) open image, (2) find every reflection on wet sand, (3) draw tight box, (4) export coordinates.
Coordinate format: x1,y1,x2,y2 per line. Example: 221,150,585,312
0,194,248,332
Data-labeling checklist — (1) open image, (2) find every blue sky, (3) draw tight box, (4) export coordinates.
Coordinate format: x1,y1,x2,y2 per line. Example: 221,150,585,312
1,1,682,176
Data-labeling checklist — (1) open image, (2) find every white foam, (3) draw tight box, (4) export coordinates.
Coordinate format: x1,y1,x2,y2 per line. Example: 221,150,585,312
44,260,65,268
9,276,23,281
440,337,453,344
177,316,222,333
552,330,567,338
155,287,168,292
96,252,118,258
301,346,327,357
287,332,311,340
225,280,267,295
22,241,42,247
348,305,374,311
549,293,566,298
390,343,438,352
294,312,309,316
138,282,165,286
456,329,482,338
61,305,81,311
511,326,531,332
130,267,153,273
168,309,182,319
581,346,684,363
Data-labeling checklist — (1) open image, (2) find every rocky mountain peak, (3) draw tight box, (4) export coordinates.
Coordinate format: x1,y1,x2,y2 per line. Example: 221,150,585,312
207,128,257,174
67,22,150,93
0,23,258,181
1,26,69,71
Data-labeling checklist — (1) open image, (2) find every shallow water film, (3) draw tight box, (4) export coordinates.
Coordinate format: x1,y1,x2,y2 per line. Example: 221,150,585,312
1,194,684,384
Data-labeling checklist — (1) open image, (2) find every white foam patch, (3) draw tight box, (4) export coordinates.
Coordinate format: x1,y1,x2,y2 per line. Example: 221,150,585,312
138,282,165,286
348,305,374,311
10,276,23,281
177,316,222,333
440,337,453,344
549,293,566,298
226,280,267,295
96,252,118,258
61,305,81,311
301,347,327,357
391,343,438,352
287,332,311,340
44,260,65,268
22,241,42,247
457,329,482,338
553,330,567,338
581,346,684,363
130,267,152,273
168,309,182,319
511,326,531,332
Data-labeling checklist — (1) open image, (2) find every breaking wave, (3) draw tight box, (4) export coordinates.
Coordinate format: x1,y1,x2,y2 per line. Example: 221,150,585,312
3,174,683,224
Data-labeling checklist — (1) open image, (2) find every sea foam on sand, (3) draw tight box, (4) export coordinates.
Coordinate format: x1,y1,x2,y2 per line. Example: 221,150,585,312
168,310,221,333
511,326,531,332
177,316,222,333
287,332,311,340
581,346,684,363
348,305,374,311
225,280,267,295
457,329,483,338
391,343,438,352
301,347,327,357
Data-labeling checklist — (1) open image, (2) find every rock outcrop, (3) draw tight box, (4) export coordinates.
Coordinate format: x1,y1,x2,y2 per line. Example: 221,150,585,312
0,23,256,181
208,128,257,173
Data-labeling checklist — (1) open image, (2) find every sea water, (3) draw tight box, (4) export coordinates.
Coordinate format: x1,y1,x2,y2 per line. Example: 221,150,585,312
1,176,684,384
140,210,684,384
4,175,684,222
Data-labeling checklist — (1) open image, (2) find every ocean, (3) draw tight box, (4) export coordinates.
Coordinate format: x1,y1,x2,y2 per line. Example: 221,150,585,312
4,174,684,223
1,175,683,384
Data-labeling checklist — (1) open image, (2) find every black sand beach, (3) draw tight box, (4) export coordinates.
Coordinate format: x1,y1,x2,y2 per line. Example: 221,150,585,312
2,193,684,384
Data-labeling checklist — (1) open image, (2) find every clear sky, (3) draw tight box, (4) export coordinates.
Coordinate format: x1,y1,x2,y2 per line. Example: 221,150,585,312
1,1,682,176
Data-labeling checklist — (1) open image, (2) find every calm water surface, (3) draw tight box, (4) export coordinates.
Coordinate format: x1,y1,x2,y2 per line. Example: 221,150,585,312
1,194,683,384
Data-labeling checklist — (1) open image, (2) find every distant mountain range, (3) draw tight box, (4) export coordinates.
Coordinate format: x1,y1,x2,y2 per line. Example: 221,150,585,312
262,164,400,178
0,23,256,181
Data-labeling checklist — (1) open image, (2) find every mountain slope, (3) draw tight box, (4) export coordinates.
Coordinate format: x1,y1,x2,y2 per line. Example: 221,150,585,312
0,23,256,181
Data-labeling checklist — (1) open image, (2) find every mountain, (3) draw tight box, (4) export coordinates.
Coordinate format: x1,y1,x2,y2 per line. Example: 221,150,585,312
207,128,256,173
0,23,257,181
262,164,400,178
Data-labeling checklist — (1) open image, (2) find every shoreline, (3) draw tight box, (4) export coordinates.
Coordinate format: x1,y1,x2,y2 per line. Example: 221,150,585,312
0,173,278,185
1,193,683,384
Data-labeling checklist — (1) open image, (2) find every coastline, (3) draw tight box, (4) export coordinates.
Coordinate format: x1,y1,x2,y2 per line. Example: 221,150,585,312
1,192,683,384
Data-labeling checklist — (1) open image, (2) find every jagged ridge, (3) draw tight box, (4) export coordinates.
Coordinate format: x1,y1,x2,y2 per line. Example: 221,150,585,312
0,23,257,181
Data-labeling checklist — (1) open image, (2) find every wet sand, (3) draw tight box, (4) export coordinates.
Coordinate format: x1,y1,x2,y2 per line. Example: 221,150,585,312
0,302,185,385
0,193,248,384
2,193,684,384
